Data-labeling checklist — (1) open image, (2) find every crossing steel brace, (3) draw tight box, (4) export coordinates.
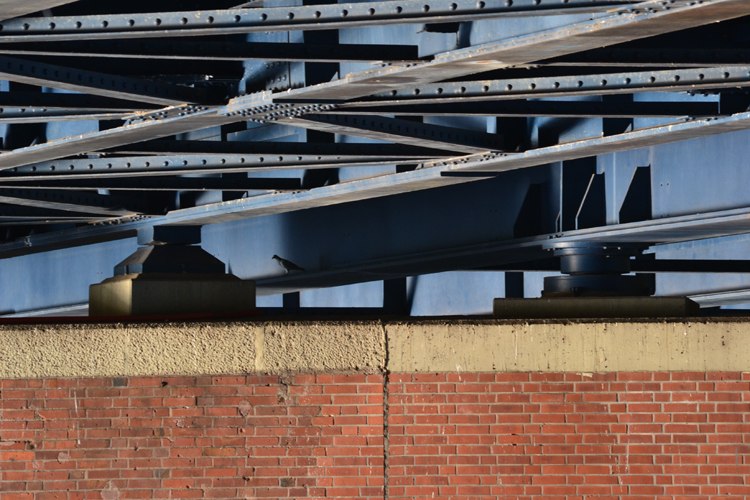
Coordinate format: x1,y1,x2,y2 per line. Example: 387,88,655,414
0,154,437,179
0,0,746,172
104,140,454,157
331,100,722,118
342,66,750,106
1,0,750,251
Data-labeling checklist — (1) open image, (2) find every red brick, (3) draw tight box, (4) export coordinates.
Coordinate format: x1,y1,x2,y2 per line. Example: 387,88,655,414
3,371,747,499
1,451,34,461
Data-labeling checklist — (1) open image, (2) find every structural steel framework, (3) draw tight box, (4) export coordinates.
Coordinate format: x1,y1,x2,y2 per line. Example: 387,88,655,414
2,0,750,313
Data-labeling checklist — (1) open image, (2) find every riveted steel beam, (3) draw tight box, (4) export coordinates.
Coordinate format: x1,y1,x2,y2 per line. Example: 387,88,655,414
0,104,228,170
0,95,349,170
0,154,432,180
330,100,722,118
287,114,502,153
435,110,750,174
3,177,304,191
0,1,745,170
342,66,750,106
0,56,221,106
0,40,421,63
279,0,750,102
0,0,636,43
0,188,156,215
105,140,454,157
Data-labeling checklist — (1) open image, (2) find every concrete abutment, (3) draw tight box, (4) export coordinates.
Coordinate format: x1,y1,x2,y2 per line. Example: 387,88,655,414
1,318,749,499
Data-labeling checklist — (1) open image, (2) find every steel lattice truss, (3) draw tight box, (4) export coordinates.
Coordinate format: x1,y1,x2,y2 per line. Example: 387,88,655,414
2,0,750,295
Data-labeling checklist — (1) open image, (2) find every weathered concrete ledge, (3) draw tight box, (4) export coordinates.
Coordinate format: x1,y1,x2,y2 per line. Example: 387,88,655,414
0,321,385,379
0,318,749,378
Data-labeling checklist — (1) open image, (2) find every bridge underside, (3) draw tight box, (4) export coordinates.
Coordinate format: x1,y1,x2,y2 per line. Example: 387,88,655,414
0,0,749,315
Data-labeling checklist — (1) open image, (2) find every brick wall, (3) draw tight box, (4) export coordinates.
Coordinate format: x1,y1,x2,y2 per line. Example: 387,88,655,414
389,372,750,499
0,375,384,500
1,372,749,499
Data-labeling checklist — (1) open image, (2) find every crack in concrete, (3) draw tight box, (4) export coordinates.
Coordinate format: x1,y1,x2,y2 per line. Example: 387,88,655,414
381,320,390,500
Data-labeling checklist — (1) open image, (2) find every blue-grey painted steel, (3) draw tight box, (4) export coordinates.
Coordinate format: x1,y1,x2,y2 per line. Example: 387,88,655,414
0,0,741,170
0,154,438,179
3,0,750,314
442,113,750,174
331,100,722,118
104,140,453,157
0,1,636,42
0,238,134,315
347,66,750,105
250,207,750,296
